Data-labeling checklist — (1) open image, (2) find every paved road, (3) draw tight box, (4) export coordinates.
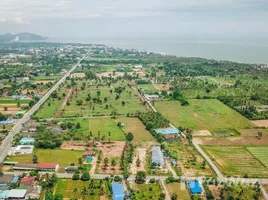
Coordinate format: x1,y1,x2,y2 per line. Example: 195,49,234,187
0,53,89,163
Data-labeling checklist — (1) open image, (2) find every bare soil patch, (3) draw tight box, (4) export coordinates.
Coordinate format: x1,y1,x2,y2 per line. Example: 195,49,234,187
33,80,54,84
99,165,122,175
131,147,147,174
70,73,85,79
193,137,268,146
239,129,268,137
153,84,172,91
209,185,222,200
251,120,268,127
192,130,212,137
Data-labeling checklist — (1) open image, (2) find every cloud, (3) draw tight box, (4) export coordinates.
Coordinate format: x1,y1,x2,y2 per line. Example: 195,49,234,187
0,17,30,24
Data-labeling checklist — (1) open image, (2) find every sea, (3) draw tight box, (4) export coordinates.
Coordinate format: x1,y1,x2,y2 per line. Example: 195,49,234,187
48,37,268,64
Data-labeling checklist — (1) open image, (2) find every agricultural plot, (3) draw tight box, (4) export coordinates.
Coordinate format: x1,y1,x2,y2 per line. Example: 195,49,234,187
64,118,125,141
203,146,268,177
137,83,158,94
118,117,155,142
155,99,253,131
55,179,110,199
63,80,146,117
165,183,191,200
6,149,83,167
247,147,268,167
131,183,164,200
239,129,268,137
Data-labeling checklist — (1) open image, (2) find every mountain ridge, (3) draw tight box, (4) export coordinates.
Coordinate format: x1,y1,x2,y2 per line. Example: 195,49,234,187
0,32,48,42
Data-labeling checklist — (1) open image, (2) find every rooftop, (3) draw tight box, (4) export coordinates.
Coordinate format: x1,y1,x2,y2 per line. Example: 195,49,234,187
151,146,164,167
0,190,9,199
187,181,203,194
155,127,180,135
112,182,125,200
37,163,58,169
7,189,27,198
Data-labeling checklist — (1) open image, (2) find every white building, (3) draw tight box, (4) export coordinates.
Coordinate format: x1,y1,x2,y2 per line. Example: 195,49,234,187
8,145,34,156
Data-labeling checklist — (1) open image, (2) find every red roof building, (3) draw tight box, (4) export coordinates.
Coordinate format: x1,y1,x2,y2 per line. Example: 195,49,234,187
163,134,177,140
20,176,35,187
37,163,58,169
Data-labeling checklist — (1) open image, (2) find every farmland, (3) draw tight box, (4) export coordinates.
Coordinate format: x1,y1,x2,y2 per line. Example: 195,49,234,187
155,99,253,131
118,117,155,142
5,149,83,167
203,146,268,177
131,183,164,200
55,179,110,199
137,83,158,94
165,183,191,200
247,147,268,167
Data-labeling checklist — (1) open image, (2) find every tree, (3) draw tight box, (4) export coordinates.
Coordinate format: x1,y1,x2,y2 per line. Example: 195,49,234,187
32,154,38,163
135,171,146,184
76,122,81,129
111,109,118,119
125,132,134,142
0,167,3,177
136,157,141,167
45,192,54,200
72,170,80,180
76,100,83,106
111,159,116,169
17,102,21,107
73,188,78,196
171,193,178,200
104,158,109,167
81,171,90,181
54,194,63,200
4,106,8,111
258,132,263,139
122,101,125,106
78,157,83,166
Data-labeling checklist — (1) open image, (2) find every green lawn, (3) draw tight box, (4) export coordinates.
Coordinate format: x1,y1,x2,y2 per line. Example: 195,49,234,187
247,147,268,168
55,179,110,199
137,84,158,94
203,146,268,177
64,118,125,141
155,99,253,131
0,99,32,104
118,117,155,142
132,183,164,200
165,183,191,200
6,149,83,167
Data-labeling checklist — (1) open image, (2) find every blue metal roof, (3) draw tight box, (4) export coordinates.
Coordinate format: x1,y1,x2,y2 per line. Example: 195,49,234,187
155,127,180,135
0,190,9,199
112,183,125,200
0,120,14,125
19,137,35,145
187,181,203,194
11,176,19,183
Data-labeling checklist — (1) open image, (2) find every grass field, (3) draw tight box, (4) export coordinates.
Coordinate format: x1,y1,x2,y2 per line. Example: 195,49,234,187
55,179,110,199
203,146,268,177
155,99,253,131
118,117,155,142
0,99,31,104
132,183,163,200
137,84,158,94
247,147,268,167
6,149,83,166
64,118,125,141
62,80,146,117
165,183,191,200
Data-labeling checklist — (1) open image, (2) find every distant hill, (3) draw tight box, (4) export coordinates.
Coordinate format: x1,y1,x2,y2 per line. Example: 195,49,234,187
0,32,47,42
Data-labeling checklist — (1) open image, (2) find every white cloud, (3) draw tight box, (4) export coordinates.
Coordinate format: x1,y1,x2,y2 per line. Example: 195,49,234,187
0,17,30,24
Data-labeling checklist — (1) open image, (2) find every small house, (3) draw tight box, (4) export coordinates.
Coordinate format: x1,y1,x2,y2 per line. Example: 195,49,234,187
187,181,203,194
155,127,180,135
83,151,95,158
0,190,9,199
0,120,14,125
19,137,35,145
151,145,164,168
112,182,125,200
20,177,35,187
7,189,27,199
8,145,34,155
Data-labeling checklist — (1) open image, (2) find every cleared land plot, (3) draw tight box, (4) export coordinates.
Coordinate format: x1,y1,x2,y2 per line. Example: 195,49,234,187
165,183,191,200
247,147,268,168
55,179,109,200
203,146,268,177
131,183,163,200
239,129,268,137
153,84,172,92
251,120,268,127
118,117,155,142
192,130,212,137
137,84,158,94
155,99,253,131
6,149,83,167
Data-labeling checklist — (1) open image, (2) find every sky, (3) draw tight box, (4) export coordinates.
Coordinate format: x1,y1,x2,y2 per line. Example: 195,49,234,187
0,0,267,39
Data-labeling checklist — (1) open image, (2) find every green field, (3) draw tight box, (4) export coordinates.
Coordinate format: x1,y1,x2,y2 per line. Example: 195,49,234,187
247,147,268,168
137,84,158,94
203,146,268,177
55,179,110,199
0,99,32,104
155,99,253,131
6,149,83,167
165,183,191,200
118,117,155,142
64,118,125,141
63,80,146,117
132,183,164,200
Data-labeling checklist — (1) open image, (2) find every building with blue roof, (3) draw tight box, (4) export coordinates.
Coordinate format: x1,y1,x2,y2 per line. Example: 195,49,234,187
0,190,9,199
151,145,164,168
112,182,125,200
0,120,14,125
187,181,203,194
155,127,180,135
19,137,35,145
11,176,19,184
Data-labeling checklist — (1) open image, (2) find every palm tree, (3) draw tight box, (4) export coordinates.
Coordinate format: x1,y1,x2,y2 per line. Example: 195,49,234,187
81,187,87,199
73,188,78,196
108,132,111,143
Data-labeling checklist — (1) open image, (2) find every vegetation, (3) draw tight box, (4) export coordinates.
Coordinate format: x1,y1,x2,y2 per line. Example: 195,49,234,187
138,112,170,130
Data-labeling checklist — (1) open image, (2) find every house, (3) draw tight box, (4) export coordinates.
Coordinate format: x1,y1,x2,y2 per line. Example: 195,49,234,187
37,163,59,172
13,163,37,171
111,182,125,200
83,151,95,158
0,175,19,188
155,127,180,135
7,189,27,199
64,166,78,172
144,94,160,101
19,138,35,145
8,145,34,155
12,95,27,100
16,111,26,117
13,163,59,172
20,177,35,187
163,134,177,140
25,185,42,199
187,181,203,194
151,145,164,168
0,190,9,199
0,120,14,125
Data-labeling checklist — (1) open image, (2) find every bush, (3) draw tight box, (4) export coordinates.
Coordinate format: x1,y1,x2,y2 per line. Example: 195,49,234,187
149,178,156,183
